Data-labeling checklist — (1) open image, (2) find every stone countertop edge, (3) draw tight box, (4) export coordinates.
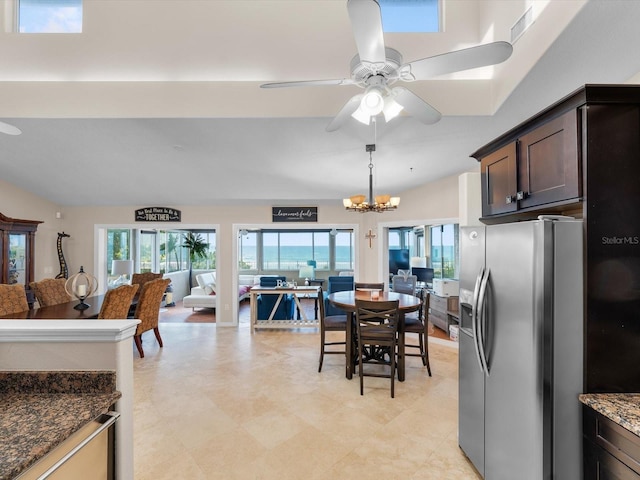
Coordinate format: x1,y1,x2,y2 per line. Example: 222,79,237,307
0,371,121,480
580,393,640,437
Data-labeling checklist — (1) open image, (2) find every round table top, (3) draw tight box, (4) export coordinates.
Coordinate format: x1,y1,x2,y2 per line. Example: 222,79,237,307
327,290,421,312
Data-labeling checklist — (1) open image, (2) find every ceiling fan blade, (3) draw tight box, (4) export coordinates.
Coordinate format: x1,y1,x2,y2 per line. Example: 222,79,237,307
260,79,354,89
392,87,442,125
326,94,363,132
348,0,386,65
400,41,513,81
0,121,21,135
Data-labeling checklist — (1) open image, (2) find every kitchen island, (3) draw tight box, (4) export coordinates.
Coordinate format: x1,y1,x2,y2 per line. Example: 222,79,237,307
0,371,121,479
0,319,139,480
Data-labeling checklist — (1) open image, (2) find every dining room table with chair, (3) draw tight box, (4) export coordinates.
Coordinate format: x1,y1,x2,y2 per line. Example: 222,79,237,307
0,293,107,320
0,287,141,321
327,289,422,382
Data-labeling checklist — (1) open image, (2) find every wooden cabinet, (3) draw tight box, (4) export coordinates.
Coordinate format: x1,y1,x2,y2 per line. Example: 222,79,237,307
517,109,581,209
480,142,517,216
583,405,640,479
473,84,640,392
478,109,581,218
428,293,458,333
0,212,41,288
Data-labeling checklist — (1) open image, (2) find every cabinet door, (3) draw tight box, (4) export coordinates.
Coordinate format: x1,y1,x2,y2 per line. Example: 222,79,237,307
517,109,580,209
480,142,517,217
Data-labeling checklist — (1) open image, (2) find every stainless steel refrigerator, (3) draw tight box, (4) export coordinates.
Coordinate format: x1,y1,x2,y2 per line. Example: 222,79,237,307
458,217,584,480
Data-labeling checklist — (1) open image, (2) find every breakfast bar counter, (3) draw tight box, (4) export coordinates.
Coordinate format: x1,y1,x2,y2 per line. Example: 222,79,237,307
580,393,640,478
580,393,640,436
0,371,121,480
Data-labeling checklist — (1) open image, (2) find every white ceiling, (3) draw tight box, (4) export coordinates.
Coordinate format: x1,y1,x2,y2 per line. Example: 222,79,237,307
1,0,639,207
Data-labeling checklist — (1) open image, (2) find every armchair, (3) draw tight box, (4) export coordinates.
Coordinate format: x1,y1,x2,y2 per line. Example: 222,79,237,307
257,276,295,320
324,275,354,316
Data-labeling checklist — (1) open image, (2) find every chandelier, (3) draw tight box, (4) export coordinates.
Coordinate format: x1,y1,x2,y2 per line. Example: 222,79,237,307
343,144,400,213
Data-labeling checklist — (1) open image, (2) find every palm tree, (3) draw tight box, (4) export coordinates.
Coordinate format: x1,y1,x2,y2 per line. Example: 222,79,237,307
182,232,209,288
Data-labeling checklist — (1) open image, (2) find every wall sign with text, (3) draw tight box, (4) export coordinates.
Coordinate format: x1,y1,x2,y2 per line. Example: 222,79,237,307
135,207,181,222
272,207,317,223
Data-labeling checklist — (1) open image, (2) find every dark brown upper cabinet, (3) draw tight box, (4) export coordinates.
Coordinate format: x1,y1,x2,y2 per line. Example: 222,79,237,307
478,109,581,219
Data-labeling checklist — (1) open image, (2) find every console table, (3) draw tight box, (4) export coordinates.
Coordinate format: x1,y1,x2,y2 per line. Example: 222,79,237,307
250,285,321,330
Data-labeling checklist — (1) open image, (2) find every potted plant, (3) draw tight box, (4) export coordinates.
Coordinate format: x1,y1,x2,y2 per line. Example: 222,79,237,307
182,232,209,288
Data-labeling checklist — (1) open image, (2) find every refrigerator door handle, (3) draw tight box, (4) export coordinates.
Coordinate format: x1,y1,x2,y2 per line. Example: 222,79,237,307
471,267,485,372
477,268,490,376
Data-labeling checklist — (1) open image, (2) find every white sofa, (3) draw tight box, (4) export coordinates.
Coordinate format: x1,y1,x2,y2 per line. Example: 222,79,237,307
182,272,278,311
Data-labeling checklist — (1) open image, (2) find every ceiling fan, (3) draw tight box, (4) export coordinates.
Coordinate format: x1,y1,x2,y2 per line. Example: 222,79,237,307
261,0,513,132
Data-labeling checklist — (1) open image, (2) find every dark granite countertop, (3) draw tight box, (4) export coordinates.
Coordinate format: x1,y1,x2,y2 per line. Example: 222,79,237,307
580,393,640,437
0,371,121,480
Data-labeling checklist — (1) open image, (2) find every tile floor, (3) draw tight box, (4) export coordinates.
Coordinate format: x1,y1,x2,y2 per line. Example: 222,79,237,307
132,319,481,479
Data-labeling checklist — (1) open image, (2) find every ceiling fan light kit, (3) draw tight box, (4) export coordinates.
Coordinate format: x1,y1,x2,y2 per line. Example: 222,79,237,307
260,0,513,132
0,121,22,136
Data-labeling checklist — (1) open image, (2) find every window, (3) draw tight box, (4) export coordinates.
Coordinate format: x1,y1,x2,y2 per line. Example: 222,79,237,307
379,0,440,33
18,0,83,33
238,229,354,272
189,230,216,270
139,230,157,273
106,229,131,284
238,230,258,270
105,228,215,285
430,224,459,279
158,230,187,274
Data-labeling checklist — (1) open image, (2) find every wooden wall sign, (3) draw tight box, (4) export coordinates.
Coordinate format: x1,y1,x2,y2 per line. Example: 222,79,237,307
272,207,318,223
135,207,181,222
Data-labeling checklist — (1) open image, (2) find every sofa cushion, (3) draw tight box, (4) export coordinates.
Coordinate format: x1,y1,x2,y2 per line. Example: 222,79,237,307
195,272,216,295
238,275,255,286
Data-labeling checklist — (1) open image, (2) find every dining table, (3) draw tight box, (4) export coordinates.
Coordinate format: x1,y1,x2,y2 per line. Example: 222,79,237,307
327,290,422,382
0,295,107,320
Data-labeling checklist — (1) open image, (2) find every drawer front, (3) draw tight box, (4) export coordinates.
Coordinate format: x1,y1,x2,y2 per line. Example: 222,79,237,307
429,308,448,322
584,406,640,476
429,313,448,331
584,440,640,480
430,295,448,311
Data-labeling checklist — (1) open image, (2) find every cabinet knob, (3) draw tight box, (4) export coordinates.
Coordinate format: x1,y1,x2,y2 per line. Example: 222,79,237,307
516,191,528,201
505,195,514,204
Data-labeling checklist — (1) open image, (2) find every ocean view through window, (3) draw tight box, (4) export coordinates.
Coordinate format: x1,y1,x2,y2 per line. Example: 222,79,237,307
239,229,354,271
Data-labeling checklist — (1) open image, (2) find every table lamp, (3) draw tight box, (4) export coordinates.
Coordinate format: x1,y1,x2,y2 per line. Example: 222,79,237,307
299,265,315,285
410,256,427,268
112,259,134,286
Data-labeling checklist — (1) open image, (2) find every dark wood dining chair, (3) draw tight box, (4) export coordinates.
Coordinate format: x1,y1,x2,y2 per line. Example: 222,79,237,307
317,285,349,373
354,282,385,291
130,278,170,358
355,298,400,398
29,278,71,307
98,284,139,319
403,290,432,376
0,284,29,316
